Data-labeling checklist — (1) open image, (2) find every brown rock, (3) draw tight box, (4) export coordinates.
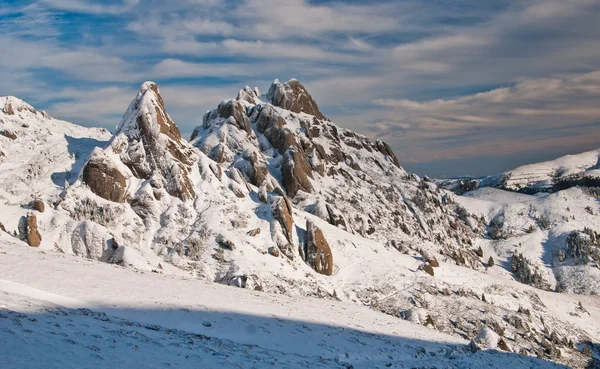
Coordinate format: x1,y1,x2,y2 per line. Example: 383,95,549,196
3,103,15,115
216,99,252,135
498,337,511,352
245,152,269,186
375,140,401,168
247,228,261,237
0,222,6,233
266,79,327,120
1,130,18,140
427,256,439,268
268,246,280,257
305,220,334,276
32,198,45,213
82,151,127,203
281,148,313,196
420,263,435,276
217,234,235,250
270,195,294,245
26,213,42,247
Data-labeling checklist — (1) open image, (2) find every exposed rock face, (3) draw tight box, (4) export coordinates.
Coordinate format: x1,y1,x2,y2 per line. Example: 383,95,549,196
244,151,269,187
215,99,252,135
267,79,326,120
0,222,7,233
236,86,261,105
271,195,294,244
25,213,42,247
281,148,313,196
114,81,197,201
375,140,401,168
194,77,483,275
82,149,127,203
305,220,333,276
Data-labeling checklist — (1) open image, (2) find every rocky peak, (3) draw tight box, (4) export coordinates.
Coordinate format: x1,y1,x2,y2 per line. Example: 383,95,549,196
266,79,326,120
83,81,197,202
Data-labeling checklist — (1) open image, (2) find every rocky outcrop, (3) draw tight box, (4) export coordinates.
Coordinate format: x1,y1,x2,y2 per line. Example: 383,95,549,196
281,148,313,196
271,195,294,244
236,86,261,105
214,99,252,135
82,149,127,203
113,81,197,201
375,140,401,168
267,79,326,120
20,213,42,247
304,220,333,276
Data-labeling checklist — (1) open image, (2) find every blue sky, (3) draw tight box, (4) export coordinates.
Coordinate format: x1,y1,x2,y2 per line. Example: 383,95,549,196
2,0,600,178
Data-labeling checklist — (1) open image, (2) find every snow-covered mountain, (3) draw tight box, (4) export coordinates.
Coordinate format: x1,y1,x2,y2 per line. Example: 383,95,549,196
438,149,600,195
1,81,599,368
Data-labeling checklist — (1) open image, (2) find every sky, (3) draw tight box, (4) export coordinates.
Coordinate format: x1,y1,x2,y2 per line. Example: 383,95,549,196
1,0,600,178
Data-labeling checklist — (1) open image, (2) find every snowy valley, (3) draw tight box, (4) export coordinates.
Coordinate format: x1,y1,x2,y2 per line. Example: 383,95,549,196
1,80,599,368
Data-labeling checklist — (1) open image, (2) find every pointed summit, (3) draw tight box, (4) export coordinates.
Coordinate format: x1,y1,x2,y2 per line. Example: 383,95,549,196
82,81,197,202
266,78,326,120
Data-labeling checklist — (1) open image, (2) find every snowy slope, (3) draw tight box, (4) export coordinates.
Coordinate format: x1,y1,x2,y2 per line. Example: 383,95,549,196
0,241,583,369
438,149,600,194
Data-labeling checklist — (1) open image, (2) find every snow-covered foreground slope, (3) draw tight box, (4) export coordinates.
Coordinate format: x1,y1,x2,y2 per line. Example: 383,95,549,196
0,241,581,369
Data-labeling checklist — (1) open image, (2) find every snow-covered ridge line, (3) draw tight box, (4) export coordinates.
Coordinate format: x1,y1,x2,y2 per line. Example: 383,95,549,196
438,148,600,195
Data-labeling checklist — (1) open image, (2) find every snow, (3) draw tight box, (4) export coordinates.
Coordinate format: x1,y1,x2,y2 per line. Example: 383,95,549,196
0,243,570,369
2,86,600,368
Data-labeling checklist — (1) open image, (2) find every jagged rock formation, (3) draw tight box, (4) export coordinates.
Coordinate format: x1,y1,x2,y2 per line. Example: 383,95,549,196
86,81,198,202
304,220,333,275
194,78,484,271
266,79,326,120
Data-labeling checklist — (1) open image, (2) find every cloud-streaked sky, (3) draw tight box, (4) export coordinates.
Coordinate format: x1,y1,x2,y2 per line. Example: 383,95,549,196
2,0,600,178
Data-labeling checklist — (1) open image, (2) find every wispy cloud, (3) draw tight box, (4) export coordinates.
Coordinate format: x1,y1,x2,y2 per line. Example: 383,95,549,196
1,0,600,177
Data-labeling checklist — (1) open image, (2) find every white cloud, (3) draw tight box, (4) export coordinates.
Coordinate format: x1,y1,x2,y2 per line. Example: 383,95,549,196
38,0,140,14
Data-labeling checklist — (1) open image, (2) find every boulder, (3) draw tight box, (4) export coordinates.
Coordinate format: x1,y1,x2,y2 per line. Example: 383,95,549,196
216,234,235,250
304,220,334,276
32,198,45,213
82,150,127,203
266,79,326,120
268,246,280,257
0,222,7,233
25,213,42,247
420,263,435,276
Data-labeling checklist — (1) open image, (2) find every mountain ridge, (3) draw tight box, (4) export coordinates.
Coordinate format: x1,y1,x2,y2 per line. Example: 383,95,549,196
1,79,600,367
